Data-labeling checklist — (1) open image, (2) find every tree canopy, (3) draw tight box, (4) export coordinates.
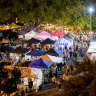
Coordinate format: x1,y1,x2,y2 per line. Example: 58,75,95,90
0,0,95,30
0,62,21,95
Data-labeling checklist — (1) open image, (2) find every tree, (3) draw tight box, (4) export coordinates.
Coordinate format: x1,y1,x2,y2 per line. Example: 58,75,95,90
60,57,96,96
0,0,93,31
0,62,21,95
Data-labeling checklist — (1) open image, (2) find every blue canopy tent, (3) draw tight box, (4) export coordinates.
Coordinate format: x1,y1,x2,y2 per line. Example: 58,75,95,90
27,50,45,56
29,58,53,68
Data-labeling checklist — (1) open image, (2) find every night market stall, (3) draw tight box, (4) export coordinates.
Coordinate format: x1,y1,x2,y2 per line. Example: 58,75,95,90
87,40,96,60
40,38,55,51
26,38,41,49
35,30,50,40
25,50,45,61
24,30,36,40
51,30,63,37
17,30,26,39
38,54,63,63
12,39,26,46
44,48,62,56
10,46,29,65
4,66,38,89
55,37,73,50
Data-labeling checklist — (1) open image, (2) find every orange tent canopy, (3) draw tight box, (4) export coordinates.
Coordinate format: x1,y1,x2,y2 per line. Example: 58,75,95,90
38,54,52,61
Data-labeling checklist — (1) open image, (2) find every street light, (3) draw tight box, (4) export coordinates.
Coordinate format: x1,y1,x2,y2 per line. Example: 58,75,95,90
89,7,94,40
89,7,94,31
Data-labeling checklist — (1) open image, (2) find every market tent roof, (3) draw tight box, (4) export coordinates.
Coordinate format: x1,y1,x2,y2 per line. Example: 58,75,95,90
21,61,31,67
49,36,58,41
17,30,25,35
40,38,55,45
66,32,75,38
9,23,20,28
0,46,14,52
25,30,36,35
55,37,73,49
27,50,45,56
0,38,10,43
38,54,52,61
36,31,50,40
26,38,40,44
38,54,63,63
13,39,26,44
30,58,53,68
64,36,73,42
24,30,36,40
10,46,29,54
51,30,63,37
4,66,36,78
36,31,50,36
44,48,61,56
47,55,63,63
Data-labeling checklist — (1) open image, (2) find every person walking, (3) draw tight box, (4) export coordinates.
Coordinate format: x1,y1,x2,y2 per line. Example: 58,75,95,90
52,76,56,88
57,78,61,91
28,79,33,92
21,88,25,96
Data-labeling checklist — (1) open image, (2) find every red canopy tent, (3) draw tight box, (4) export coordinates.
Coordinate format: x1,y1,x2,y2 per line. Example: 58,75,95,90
51,30,63,37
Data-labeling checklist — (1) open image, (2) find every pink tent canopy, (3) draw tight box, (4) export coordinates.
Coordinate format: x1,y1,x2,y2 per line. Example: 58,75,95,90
51,30,63,37
36,31,50,40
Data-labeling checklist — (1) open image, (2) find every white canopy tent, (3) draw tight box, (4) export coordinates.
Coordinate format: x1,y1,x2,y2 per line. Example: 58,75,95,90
87,41,96,60
55,37,73,50
31,68,43,90
87,41,96,53
38,54,63,63
49,36,59,41
47,54,63,63
24,30,36,40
